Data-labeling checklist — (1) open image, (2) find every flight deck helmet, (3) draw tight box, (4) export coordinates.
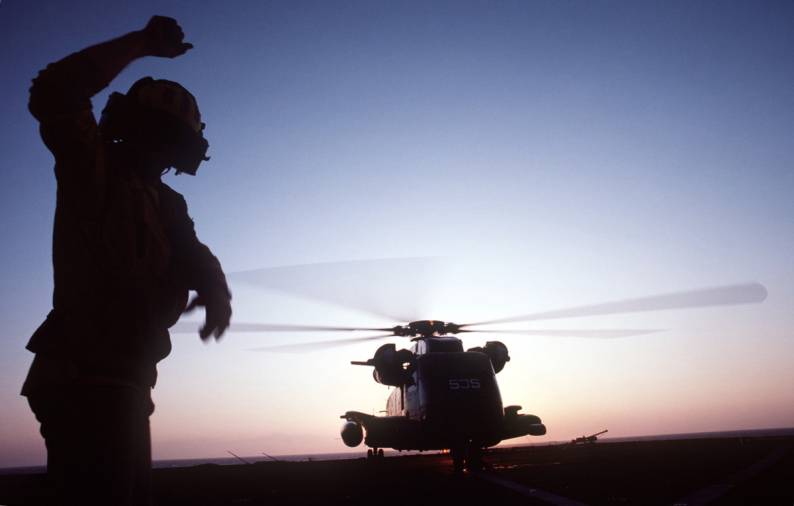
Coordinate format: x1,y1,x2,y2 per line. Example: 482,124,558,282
100,77,209,175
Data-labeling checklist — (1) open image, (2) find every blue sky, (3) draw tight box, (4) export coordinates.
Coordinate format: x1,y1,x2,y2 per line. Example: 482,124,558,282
0,0,792,466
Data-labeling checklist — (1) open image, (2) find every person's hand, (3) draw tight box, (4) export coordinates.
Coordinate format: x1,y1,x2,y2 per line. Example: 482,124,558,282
184,292,231,341
141,16,193,58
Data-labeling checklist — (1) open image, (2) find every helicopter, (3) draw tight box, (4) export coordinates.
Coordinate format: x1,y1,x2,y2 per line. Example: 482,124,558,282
173,259,768,471
339,319,546,472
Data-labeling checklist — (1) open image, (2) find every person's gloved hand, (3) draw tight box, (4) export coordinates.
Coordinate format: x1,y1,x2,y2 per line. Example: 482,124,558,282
184,291,232,341
141,16,193,58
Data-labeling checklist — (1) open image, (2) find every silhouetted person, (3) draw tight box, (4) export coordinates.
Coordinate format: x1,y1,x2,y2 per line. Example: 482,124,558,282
21,16,231,506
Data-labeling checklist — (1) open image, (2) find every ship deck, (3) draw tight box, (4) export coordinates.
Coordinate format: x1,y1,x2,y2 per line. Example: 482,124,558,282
1,435,792,505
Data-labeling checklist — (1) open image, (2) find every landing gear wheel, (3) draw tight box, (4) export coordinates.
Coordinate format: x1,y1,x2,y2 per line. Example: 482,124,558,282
366,449,373,459
466,444,484,471
377,448,384,458
451,447,465,474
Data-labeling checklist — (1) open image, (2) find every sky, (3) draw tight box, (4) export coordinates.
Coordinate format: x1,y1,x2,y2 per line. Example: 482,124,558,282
1,0,793,467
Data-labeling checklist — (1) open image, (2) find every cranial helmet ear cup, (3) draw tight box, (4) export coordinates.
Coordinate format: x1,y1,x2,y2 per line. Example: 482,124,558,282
174,135,209,176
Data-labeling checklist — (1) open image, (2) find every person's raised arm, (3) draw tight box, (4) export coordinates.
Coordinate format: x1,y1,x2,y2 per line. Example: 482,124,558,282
28,16,192,154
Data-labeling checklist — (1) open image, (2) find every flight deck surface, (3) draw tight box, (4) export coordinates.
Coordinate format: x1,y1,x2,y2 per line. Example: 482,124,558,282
1,435,792,505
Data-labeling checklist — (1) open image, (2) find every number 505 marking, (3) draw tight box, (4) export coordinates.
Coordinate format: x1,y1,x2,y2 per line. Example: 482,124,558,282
448,378,481,390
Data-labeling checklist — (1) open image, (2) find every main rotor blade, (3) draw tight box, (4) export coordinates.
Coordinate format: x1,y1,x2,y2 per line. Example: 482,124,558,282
464,282,767,327
248,333,396,353
227,257,446,323
170,322,392,334
459,328,663,338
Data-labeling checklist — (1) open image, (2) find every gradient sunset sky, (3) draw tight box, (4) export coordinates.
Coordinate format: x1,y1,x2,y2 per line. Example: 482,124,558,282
1,1,792,467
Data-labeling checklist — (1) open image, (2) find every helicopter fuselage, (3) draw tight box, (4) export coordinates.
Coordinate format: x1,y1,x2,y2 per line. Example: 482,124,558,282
340,332,545,455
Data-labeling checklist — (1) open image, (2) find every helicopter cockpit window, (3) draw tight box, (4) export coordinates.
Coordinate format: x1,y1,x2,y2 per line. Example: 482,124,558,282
426,338,464,353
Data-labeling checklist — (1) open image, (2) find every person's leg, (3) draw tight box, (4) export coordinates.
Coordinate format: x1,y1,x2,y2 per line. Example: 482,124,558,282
28,385,154,506
28,395,69,502
131,395,155,506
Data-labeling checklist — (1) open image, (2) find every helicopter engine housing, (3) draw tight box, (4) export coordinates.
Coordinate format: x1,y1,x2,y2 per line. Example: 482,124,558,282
371,343,414,386
483,341,510,373
340,421,364,447
467,341,510,373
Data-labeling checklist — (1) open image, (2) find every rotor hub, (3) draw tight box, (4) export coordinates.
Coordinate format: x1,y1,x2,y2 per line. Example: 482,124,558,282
391,320,461,338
